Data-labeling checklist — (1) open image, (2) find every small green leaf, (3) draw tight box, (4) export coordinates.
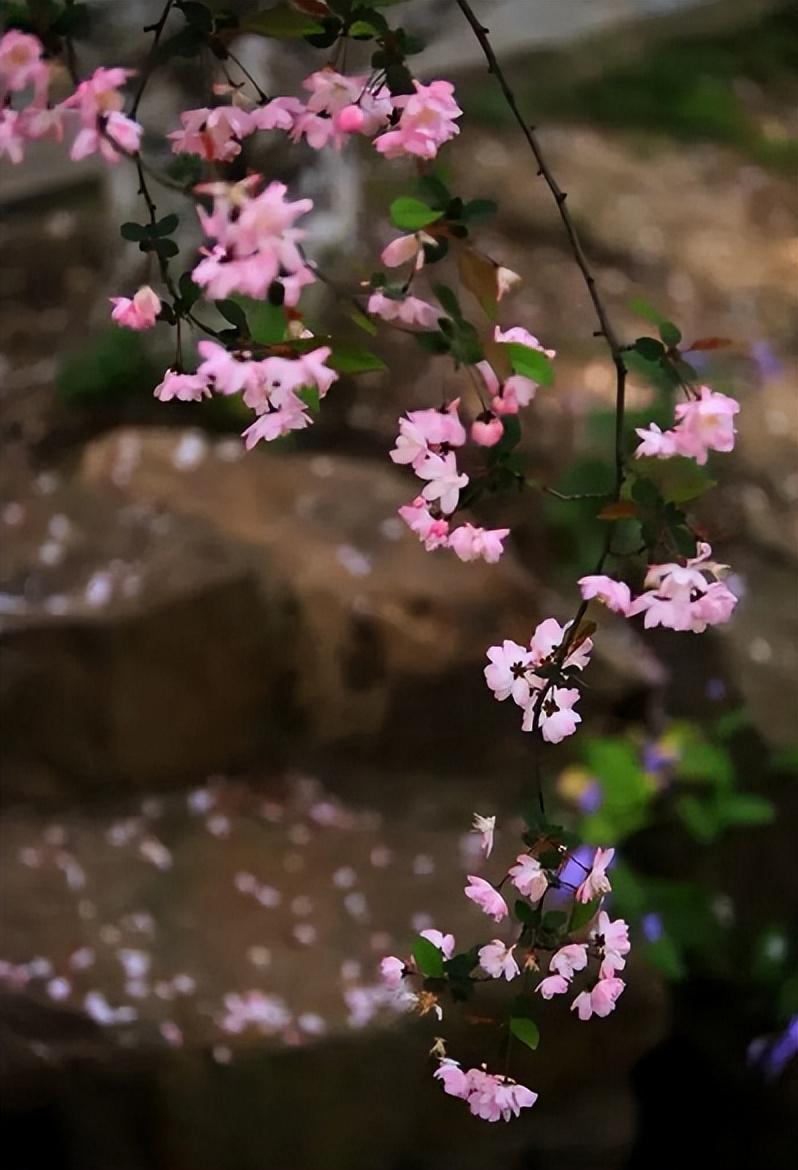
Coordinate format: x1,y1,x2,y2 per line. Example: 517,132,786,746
569,897,599,932
628,297,667,326
241,299,286,344
329,344,386,374
633,336,666,361
506,343,554,386
152,213,179,238
659,321,682,348
120,222,148,242
719,793,774,827
462,198,498,223
510,1016,540,1050
634,457,716,505
433,283,463,321
178,272,201,310
412,935,445,979
244,5,324,38
215,299,249,332
347,305,378,336
297,385,321,416
389,196,444,231
514,899,537,926
675,795,719,843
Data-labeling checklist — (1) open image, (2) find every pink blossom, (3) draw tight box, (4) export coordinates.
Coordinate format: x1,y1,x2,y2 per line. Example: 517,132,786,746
193,178,313,302
508,853,548,901
484,640,536,706
374,79,461,160
110,285,161,331
550,943,589,979
529,616,593,672
154,370,210,402
672,385,739,464
635,422,677,459
526,686,583,744
690,581,738,631
471,813,496,858
367,291,438,331
381,234,422,268
390,418,431,470
448,524,510,564
592,911,631,974
416,451,469,515
420,929,455,960
0,30,49,100
406,401,466,448
471,415,504,447
70,110,142,162
250,97,303,132
464,876,508,923
571,977,625,1020
62,66,132,124
578,574,632,616
496,267,522,299
434,1059,470,1099
0,109,26,163
629,544,737,633
168,105,254,161
575,847,615,904
397,497,450,551
536,974,570,999
379,956,405,989
463,1067,538,1122
478,940,519,981
197,341,256,396
242,397,311,447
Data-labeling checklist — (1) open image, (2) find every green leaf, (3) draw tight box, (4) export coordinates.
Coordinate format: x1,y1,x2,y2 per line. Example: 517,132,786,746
506,343,554,386
569,897,599,932
623,349,677,393
433,283,463,321
329,344,386,374
542,910,567,930
389,196,444,231
297,385,321,416
628,297,667,326
634,457,716,505
152,213,179,238
215,299,249,332
153,238,179,259
120,222,148,242
415,173,451,209
412,935,445,979
509,1016,540,1050
238,299,286,344
659,320,682,348
178,272,201,311
462,198,498,223
347,305,378,336
514,899,538,926
645,934,686,979
719,793,774,827
244,5,324,37
633,336,666,361
349,19,377,37
675,794,719,843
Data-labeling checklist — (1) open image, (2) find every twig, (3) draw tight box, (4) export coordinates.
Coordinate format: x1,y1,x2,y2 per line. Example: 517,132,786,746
130,0,176,119
455,0,631,811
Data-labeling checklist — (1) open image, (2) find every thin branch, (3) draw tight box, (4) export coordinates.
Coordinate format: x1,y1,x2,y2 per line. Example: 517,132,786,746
455,0,632,812
130,0,176,119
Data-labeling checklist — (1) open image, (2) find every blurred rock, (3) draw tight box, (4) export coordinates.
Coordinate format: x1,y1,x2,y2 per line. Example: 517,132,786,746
0,774,667,1170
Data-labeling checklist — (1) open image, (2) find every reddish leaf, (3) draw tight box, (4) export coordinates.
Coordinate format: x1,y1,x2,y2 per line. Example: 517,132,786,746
597,500,637,520
685,337,733,352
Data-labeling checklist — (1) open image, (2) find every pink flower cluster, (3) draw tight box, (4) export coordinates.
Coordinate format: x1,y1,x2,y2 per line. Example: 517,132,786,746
476,325,556,419
579,543,737,633
154,339,337,446
171,71,460,162
538,911,630,1021
0,32,142,165
434,1060,537,1122
635,385,740,465
110,285,161,331
484,618,593,743
391,402,510,563
191,176,314,305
